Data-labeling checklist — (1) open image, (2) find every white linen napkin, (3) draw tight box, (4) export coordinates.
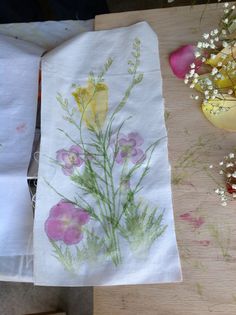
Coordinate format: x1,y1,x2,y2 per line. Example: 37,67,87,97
34,22,182,286
0,34,44,256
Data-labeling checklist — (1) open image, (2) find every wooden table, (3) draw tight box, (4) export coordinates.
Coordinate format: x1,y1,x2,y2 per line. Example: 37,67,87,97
94,4,236,315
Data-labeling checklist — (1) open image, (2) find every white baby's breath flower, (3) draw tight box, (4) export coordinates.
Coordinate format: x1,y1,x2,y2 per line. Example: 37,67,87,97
203,33,209,39
212,67,218,75
224,2,229,8
189,69,195,76
190,83,195,89
229,153,235,159
184,79,188,84
194,95,199,100
228,89,233,95
197,42,203,48
222,41,228,47
190,63,195,68
217,61,223,67
195,51,201,58
222,29,227,35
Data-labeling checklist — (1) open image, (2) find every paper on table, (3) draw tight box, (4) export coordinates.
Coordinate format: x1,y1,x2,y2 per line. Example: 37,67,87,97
0,20,94,283
34,22,182,285
0,20,94,50
0,34,44,256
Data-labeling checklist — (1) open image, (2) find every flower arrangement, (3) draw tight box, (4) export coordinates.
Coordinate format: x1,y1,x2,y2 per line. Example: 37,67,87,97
170,1,236,132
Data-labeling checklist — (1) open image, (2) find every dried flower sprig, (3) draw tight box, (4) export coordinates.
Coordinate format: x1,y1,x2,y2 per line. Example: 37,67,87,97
209,151,236,206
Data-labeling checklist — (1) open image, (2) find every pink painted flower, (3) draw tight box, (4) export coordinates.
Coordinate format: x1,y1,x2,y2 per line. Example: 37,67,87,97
169,45,202,79
56,145,83,176
115,132,146,164
45,200,89,245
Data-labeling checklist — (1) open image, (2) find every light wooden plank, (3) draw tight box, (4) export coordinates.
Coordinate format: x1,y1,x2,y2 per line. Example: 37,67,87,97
94,4,236,315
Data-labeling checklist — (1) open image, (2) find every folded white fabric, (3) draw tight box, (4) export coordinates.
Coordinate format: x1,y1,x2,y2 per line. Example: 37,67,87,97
0,34,44,257
35,22,182,286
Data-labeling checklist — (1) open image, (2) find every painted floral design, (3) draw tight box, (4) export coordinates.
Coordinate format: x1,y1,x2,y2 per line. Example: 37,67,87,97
115,132,146,164
56,145,83,176
45,200,89,245
72,80,108,130
47,38,166,271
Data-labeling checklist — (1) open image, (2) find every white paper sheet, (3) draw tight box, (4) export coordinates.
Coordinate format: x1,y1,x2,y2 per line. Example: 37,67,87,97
35,21,182,286
0,20,94,50
0,34,44,256
0,20,94,282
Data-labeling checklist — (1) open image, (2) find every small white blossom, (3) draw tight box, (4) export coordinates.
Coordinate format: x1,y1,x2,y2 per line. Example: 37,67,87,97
222,41,228,47
195,51,201,58
212,67,218,75
190,63,195,68
197,42,203,48
232,184,236,189
221,201,227,206
224,2,229,8
209,164,213,169
232,171,236,178
203,33,210,39
228,89,233,95
229,153,235,158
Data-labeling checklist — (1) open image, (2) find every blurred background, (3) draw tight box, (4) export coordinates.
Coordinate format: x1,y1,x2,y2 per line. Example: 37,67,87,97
0,0,221,23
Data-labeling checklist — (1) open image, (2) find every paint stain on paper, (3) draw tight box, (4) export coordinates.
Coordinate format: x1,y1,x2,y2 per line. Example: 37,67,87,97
16,122,27,133
193,240,210,246
196,282,204,297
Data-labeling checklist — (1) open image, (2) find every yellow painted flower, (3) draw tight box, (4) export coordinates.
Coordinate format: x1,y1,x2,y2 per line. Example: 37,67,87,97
72,80,108,130
202,95,236,131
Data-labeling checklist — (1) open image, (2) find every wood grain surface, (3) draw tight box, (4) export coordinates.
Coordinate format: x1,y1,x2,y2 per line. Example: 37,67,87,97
94,4,236,315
